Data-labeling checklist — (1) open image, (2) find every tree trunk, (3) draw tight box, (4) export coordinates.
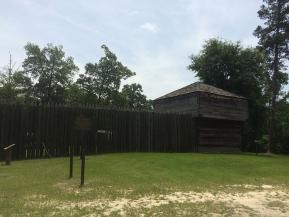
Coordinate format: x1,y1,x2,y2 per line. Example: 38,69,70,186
268,43,279,154
268,1,282,154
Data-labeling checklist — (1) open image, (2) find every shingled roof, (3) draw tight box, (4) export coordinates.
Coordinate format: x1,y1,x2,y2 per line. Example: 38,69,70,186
155,82,246,100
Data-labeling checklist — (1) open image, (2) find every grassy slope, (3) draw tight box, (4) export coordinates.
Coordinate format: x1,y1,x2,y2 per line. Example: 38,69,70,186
0,153,289,216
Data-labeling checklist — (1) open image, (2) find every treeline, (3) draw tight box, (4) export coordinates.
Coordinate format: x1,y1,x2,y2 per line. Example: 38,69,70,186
0,44,152,109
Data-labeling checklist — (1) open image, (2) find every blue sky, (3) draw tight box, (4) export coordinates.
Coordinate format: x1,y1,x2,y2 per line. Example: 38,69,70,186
0,0,273,99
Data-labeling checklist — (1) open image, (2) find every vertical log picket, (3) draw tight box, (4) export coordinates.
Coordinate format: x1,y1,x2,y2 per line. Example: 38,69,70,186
0,103,197,162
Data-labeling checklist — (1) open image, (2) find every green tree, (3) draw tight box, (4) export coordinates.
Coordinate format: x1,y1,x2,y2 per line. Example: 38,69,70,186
23,43,78,103
0,54,32,102
77,45,135,105
119,83,152,109
64,83,86,105
254,0,289,153
188,39,268,150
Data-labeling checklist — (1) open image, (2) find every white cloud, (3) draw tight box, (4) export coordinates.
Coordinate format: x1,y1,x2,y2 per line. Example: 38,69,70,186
140,22,159,33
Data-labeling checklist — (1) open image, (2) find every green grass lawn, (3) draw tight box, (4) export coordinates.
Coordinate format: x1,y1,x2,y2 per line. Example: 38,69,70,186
0,153,289,216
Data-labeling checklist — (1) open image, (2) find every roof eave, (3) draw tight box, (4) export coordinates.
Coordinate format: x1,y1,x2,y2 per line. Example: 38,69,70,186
154,91,247,102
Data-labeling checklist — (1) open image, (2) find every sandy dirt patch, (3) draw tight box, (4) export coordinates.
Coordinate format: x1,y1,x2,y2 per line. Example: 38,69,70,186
54,182,94,194
25,185,289,216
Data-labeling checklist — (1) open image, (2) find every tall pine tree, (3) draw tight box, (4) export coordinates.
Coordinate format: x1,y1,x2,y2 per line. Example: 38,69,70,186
254,0,289,153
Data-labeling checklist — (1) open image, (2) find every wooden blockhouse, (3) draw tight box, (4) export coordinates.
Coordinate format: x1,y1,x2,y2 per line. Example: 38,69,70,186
153,82,248,152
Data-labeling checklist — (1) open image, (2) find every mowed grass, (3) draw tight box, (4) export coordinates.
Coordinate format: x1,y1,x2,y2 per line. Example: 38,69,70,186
0,153,289,216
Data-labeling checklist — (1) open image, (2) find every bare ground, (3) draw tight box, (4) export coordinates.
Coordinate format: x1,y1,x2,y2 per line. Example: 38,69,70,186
24,184,289,217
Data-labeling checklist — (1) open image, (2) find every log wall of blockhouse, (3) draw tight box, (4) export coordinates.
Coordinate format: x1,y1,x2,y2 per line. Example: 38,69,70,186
197,118,243,152
154,92,248,122
154,93,199,116
198,93,248,121
153,92,248,152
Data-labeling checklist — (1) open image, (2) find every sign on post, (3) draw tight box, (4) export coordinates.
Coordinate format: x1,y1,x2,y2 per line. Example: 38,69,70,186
71,115,91,187
3,144,16,165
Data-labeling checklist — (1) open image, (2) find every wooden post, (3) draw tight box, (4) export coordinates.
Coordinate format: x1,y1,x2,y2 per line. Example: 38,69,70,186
80,145,85,187
5,149,12,165
3,144,16,165
256,142,259,156
69,143,74,178
73,114,91,187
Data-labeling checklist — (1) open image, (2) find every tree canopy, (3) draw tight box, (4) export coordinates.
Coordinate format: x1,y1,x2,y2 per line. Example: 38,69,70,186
119,83,152,109
23,43,78,103
188,39,268,99
0,54,32,102
0,43,151,110
73,45,152,109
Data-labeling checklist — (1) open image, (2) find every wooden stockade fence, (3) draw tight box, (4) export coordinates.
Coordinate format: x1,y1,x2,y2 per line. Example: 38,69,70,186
0,104,197,160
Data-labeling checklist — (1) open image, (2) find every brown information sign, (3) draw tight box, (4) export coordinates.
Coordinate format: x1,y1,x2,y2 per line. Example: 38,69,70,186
74,115,91,131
